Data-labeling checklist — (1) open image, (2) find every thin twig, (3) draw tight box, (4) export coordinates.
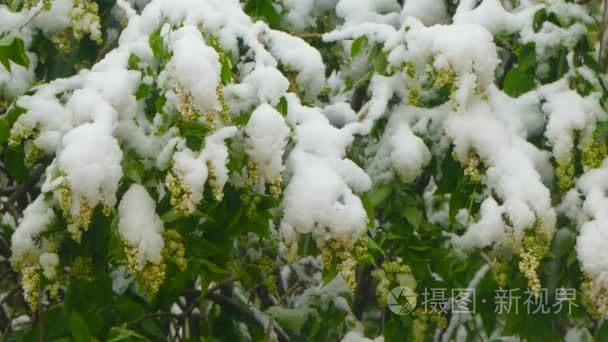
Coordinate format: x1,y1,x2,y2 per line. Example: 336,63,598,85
126,312,182,328
207,275,239,294
278,281,301,305
0,311,14,342
1,165,44,219
295,32,323,40
0,288,19,307
18,5,45,31
180,275,240,320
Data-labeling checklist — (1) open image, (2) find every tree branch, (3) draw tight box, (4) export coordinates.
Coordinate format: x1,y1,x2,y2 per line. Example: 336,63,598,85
1,165,45,219
126,312,182,328
295,32,323,40
205,292,289,342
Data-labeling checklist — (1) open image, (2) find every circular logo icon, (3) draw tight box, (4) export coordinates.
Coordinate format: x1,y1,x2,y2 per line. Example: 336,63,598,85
387,286,417,315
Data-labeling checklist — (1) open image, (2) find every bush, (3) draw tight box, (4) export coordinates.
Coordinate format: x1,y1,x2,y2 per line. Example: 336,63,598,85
1,0,608,340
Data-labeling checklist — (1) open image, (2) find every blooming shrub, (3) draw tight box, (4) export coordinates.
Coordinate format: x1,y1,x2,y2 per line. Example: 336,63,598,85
1,0,608,340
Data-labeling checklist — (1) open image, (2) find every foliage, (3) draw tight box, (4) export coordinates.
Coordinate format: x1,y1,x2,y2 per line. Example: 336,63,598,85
1,0,608,341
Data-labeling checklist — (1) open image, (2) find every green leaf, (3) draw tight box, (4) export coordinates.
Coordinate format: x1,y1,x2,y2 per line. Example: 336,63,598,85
277,96,288,116
351,68,374,90
123,158,145,183
350,36,368,57
369,186,393,208
219,53,233,85
359,192,375,227
0,118,9,145
155,95,167,113
244,0,281,27
448,188,466,222
70,312,91,342
128,53,142,70
515,43,537,71
503,67,535,97
266,306,316,333
149,25,165,59
0,37,29,72
532,8,560,33
135,83,151,100
182,120,212,136
550,228,575,258
4,146,27,182
108,326,147,341
322,267,338,286
402,206,423,230
5,105,26,126
583,53,602,73
367,237,385,257
199,259,229,276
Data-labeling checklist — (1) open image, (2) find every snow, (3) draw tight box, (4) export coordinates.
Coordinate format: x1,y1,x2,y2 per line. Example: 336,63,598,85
245,104,290,181
224,66,289,114
445,97,556,243
57,120,123,216
6,0,608,323
118,184,164,268
452,197,506,249
265,29,326,100
0,0,73,98
11,196,56,262
171,126,237,210
39,252,59,279
539,82,603,162
341,331,384,342
279,0,338,31
12,93,71,153
402,0,449,26
169,26,221,112
367,110,431,183
401,19,500,106
574,166,608,287
453,0,536,35
335,0,401,27
280,95,371,245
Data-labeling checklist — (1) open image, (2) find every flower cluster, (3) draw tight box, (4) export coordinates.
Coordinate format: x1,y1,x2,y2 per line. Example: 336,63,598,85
515,220,550,297
321,240,359,291
581,129,608,169
162,230,187,272
374,258,417,307
52,0,102,53
125,245,166,296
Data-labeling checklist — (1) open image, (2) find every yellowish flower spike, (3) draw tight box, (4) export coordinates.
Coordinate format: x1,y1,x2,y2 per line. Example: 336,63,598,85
177,86,198,122
582,276,608,319
51,0,102,53
490,256,508,288
125,245,166,297
464,152,482,184
581,129,608,169
556,154,575,193
207,163,224,201
165,172,196,216
18,258,41,312
162,230,187,272
435,66,457,89
321,240,359,292
517,219,550,297
216,83,231,125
